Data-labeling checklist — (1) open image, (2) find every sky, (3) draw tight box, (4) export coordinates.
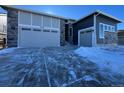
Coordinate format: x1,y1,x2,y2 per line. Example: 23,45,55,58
0,5,124,29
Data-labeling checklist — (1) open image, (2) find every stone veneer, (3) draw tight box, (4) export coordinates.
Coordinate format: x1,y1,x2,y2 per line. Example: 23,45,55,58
60,20,66,46
104,31,118,44
97,31,118,44
6,8,18,47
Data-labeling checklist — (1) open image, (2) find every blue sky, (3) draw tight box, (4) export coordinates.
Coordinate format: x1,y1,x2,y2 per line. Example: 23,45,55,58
0,5,124,29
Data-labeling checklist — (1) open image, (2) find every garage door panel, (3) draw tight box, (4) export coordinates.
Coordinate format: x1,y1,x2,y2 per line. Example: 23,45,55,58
19,29,60,48
80,31,92,47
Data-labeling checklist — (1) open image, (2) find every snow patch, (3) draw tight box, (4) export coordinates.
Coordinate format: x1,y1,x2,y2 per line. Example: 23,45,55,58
68,70,77,80
75,46,124,75
0,48,17,55
82,75,94,81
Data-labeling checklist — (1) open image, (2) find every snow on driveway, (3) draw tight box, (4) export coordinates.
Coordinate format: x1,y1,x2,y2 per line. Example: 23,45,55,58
75,46,124,75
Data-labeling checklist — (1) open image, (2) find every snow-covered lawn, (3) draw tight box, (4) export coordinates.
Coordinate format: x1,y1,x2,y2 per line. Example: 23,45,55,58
75,46,124,75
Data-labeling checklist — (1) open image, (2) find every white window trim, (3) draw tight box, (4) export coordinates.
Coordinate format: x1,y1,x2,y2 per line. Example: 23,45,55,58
99,23,115,32
99,23,115,39
99,23,104,39
51,17,60,29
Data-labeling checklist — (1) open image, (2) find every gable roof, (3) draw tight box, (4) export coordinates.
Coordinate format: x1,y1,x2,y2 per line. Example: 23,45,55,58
73,10,122,24
0,5,75,21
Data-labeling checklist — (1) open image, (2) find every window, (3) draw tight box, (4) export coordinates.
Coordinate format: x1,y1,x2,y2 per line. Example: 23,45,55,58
43,29,50,32
32,14,42,26
111,26,115,32
19,11,31,25
99,23,116,38
52,18,60,28
99,24,104,38
108,26,111,31
22,27,31,31
51,30,58,33
105,25,107,31
33,28,41,31
43,16,51,28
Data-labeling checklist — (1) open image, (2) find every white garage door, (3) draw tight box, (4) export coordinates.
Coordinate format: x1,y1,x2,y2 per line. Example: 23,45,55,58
79,31,93,47
18,11,60,48
18,27,60,48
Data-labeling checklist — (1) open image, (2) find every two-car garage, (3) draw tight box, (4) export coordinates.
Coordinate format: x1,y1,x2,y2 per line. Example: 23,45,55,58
18,11,61,48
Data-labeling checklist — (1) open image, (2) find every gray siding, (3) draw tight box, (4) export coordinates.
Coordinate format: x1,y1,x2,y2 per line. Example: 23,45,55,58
73,15,94,45
96,15,118,44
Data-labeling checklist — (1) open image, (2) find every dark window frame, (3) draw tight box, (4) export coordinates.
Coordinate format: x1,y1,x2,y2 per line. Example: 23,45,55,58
43,29,50,32
22,27,31,31
33,28,41,31
51,30,58,33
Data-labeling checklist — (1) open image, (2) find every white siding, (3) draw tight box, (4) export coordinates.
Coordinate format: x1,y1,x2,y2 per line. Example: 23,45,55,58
52,18,60,29
32,14,42,26
43,16,51,28
19,11,31,25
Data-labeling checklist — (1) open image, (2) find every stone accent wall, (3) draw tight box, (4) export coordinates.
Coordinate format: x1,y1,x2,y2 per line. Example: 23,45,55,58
104,32,118,44
97,32,118,44
7,9,18,47
60,20,66,46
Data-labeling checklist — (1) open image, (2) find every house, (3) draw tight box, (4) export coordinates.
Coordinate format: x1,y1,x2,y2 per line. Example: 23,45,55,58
73,10,122,47
0,13,7,39
1,5,75,48
0,13,7,48
0,6,122,48
117,30,124,45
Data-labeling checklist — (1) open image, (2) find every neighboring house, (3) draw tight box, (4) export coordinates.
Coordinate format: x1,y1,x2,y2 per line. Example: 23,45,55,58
73,10,122,47
117,30,124,45
0,13,7,39
0,6,122,48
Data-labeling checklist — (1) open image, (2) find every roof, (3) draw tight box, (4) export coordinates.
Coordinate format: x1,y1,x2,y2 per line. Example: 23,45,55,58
73,10,122,24
0,5,75,21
